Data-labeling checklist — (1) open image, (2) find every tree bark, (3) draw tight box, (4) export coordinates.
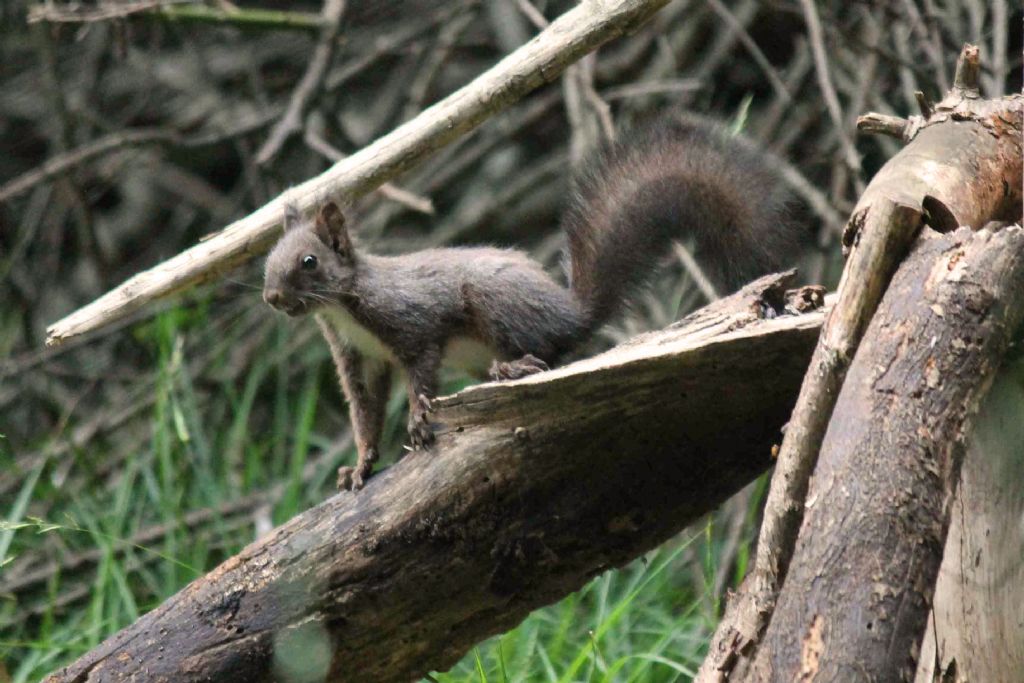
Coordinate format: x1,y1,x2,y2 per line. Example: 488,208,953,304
43,275,826,683
698,198,921,681
749,226,1024,680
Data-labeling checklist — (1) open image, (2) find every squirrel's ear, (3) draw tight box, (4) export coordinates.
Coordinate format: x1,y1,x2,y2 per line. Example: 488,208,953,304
315,201,353,257
283,204,302,232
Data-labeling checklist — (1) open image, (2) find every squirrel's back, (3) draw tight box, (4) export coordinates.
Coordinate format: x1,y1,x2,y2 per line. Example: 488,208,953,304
563,116,805,330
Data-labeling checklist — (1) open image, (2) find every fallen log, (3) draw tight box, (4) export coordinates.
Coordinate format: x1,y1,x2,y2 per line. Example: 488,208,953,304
43,274,826,682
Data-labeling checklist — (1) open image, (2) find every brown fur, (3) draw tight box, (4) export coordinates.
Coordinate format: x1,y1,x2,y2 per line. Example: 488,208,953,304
564,116,804,328
316,316,390,490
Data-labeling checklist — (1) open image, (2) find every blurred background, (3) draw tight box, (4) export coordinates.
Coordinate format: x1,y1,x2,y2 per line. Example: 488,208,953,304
0,1,1019,680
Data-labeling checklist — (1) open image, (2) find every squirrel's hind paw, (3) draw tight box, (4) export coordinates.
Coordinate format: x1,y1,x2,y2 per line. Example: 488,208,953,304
407,395,435,450
489,354,550,381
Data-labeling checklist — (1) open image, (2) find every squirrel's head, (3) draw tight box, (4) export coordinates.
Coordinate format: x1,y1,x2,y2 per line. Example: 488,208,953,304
263,201,356,317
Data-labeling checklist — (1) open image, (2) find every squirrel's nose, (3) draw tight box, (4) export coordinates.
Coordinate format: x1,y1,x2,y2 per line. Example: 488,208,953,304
264,288,283,309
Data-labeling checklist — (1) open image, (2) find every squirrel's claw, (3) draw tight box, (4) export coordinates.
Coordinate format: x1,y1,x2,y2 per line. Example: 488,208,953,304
338,465,372,492
408,418,434,450
489,354,550,381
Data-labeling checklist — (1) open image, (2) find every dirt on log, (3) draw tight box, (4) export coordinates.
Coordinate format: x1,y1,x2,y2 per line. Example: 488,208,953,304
750,225,1024,680
43,274,826,683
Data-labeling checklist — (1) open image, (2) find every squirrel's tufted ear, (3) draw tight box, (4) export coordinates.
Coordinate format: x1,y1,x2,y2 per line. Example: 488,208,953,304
283,204,302,232
315,201,353,257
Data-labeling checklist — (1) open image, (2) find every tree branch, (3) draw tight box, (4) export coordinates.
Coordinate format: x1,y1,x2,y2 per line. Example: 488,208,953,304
28,2,327,32
254,0,347,165
0,114,277,205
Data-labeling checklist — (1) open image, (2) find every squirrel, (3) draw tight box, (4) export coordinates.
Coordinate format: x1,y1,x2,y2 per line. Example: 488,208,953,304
263,117,805,491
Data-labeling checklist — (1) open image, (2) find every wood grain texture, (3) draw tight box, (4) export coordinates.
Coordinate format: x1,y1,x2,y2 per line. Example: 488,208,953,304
915,356,1024,682
699,54,1023,681
697,191,922,683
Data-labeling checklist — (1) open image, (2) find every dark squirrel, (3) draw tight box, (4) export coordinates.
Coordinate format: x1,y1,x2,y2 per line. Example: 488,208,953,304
263,118,805,490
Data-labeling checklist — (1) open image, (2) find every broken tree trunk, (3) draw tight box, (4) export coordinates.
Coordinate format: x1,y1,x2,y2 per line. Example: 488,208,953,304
43,275,826,683
915,353,1024,682
698,44,1023,681
697,197,921,681
750,225,1024,680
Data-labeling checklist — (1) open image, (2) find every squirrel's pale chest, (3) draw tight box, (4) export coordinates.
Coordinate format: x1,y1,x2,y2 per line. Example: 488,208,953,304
318,307,494,375
319,307,394,361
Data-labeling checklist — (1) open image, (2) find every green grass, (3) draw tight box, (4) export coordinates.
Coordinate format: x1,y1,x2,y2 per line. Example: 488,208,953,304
0,300,764,682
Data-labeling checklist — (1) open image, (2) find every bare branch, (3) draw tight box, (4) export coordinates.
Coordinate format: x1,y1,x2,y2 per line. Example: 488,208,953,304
856,112,913,140
600,78,701,100
951,42,981,95
401,6,478,120
0,114,276,205
673,243,720,302
303,124,434,215
705,0,792,105
255,0,347,165
28,1,326,31
797,0,861,176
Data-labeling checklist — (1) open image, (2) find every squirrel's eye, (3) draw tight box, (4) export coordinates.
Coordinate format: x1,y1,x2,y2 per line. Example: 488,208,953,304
301,255,317,270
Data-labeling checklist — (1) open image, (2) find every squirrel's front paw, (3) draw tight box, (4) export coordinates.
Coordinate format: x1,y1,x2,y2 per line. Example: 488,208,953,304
337,465,372,492
337,465,356,491
489,354,550,381
407,394,435,450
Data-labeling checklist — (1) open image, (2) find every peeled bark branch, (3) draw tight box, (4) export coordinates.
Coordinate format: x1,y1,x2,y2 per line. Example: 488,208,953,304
43,275,826,683
44,0,671,347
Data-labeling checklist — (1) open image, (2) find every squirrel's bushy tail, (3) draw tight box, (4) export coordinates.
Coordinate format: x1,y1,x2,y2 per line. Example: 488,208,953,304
563,116,806,331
